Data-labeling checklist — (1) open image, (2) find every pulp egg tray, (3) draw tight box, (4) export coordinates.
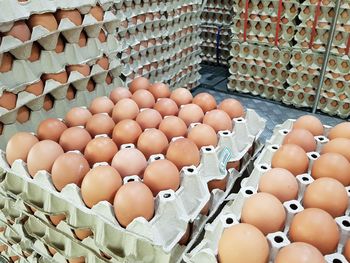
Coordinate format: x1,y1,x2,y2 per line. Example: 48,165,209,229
318,97,350,118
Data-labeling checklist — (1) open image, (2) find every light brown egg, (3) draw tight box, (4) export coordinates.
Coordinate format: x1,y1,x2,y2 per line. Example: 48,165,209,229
193,93,217,113
47,246,57,256
28,13,58,31
344,239,350,261
131,90,155,109
43,95,54,111
258,168,298,202
112,119,142,146
49,213,66,226
283,129,316,152
218,223,269,263
42,71,68,84
187,123,218,149
16,106,31,123
78,31,87,47
218,98,244,119
203,109,232,133
81,165,122,208
28,42,41,62
275,242,324,263
148,83,171,100
86,80,95,92
5,21,31,42
153,98,179,117
136,109,162,130
322,138,350,161
166,138,200,170
178,104,204,126
85,113,114,137
59,127,91,152
328,122,350,139
27,140,64,177
137,129,168,159
55,36,65,53
98,29,106,42
0,52,13,73
55,9,82,25
37,118,67,142
170,88,193,106
208,176,228,192
65,107,92,127
113,181,154,227
109,87,132,103
68,256,85,263
89,96,114,115
96,56,109,70
6,132,39,165
105,73,112,84
312,152,350,185
84,137,118,165
143,159,180,196
111,148,147,178
271,144,309,176
67,64,90,77
0,92,17,110
51,152,90,191
293,115,324,136
66,85,76,100
112,98,139,122
303,177,348,217
89,6,104,21
129,77,150,93
74,228,93,240
289,208,339,254
159,116,187,141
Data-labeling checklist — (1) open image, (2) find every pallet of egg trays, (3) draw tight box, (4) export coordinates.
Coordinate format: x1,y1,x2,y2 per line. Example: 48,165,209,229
200,0,233,65
227,42,291,101
115,0,202,90
0,87,265,262
184,116,350,263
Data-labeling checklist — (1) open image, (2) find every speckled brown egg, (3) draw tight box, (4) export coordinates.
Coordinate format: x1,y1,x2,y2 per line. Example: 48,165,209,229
137,129,168,158
203,109,232,133
112,98,139,122
131,90,155,109
109,87,132,103
59,126,91,152
55,9,82,25
5,21,31,42
65,107,92,127
159,116,187,141
218,98,244,119
89,6,104,21
6,132,39,166
89,96,114,115
275,242,324,263
129,77,150,93
153,98,179,117
187,123,218,149
84,136,118,165
193,93,217,113
111,148,147,178
28,13,58,31
283,129,316,152
293,115,324,136
178,104,204,126
37,118,67,142
170,88,193,106
166,138,200,170
112,119,142,146
0,92,17,110
328,122,350,139
148,83,171,100
85,113,114,137
322,138,350,161
136,109,162,130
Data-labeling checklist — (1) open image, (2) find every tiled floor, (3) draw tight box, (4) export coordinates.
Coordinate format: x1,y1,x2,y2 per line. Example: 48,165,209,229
196,64,344,142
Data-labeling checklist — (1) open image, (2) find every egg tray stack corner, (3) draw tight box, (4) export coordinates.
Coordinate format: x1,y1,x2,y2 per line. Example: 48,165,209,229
183,118,350,263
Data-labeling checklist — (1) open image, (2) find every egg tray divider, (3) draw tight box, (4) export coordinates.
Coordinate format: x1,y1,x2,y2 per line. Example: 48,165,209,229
0,78,123,150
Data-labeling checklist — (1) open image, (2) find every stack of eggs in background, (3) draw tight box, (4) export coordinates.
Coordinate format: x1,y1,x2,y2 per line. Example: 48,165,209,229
200,0,233,65
185,115,350,263
116,0,202,90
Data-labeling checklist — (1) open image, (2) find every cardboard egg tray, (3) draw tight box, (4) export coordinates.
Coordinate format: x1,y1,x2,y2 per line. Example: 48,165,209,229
184,119,350,263
317,96,350,118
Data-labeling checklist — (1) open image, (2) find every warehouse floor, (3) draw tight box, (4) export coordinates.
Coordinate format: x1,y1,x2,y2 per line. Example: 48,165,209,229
195,64,344,141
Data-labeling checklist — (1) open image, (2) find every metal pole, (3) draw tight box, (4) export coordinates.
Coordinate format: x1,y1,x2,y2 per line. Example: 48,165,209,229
312,0,342,113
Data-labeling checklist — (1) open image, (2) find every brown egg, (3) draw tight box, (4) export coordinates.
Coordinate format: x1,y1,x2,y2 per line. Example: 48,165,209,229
187,123,218,149
74,228,93,240
109,87,132,103
0,53,13,72
271,144,309,176
113,181,154,227
193,93,217,113
96,56,109,70
77,31,87,47
275,242,324,263
178,104,204,126
137,129,168,158
42,71,68,84
28,42,41,62
131,90,155,109
86,80,95,92
84,137,118,165
148,83,171,100
283,129,316,152
312,153,350,185
322,138,350,161
158,116,187,141
153,98,179,117
208,176,228,192
5,21,31,42
129,77,150,93
67,64,90,77
55,9,82,25
24,80,44,96
218,223,269,263
303,177,348,217
89,96,114,115
81,165,122,208
143,159,180,196
136,109,162,130
203,109,232,133
28,13,58,31
85,113,115,137
6,132,39,165
59,127,91,152
105,73,112,84
37,118,67,142
65,107,92,127
218,98,244,119
55,37,65,53
51,152,90,191
289,208,339,254
98,29,106,42
68,256,85,263
258,168,298,202
328,122,350,139
178,224,191,245
166,138,200,170
16,106,30,123
111,148,147,178
293,115,324,136
241,192,286,235
0,92,17,110
112,98,139,122
48,246,57,256
112,119,142,146
170,88,193,106
27,140,64,177
89,6,104,21
344,239,350,261
66,85,76,100
43,95,54,111
49,213,66,225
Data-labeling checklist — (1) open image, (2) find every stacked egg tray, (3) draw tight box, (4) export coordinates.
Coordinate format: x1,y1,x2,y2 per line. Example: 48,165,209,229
184,118,350,263
115,0,202,90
